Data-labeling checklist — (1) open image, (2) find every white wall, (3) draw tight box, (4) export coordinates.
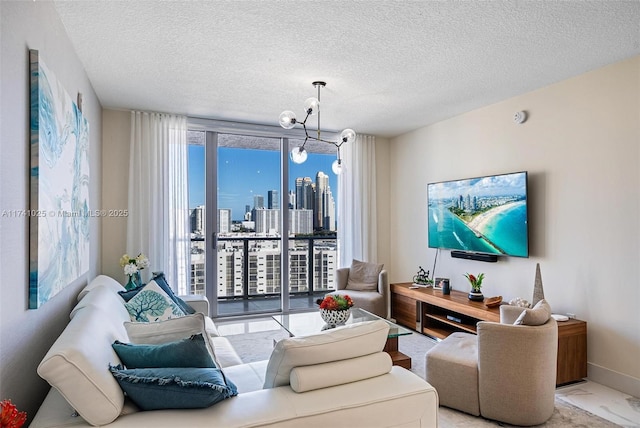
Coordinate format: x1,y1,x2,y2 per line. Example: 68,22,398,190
0,1,102,420
388,56,640,396
375,137,391,267
101,109,131,280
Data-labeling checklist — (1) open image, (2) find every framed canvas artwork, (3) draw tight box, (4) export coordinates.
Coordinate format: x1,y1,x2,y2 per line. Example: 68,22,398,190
29,49,90,308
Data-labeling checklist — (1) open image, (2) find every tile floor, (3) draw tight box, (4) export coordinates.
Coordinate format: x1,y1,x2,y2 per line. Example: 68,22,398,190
557,380,640,427
217,316,640,427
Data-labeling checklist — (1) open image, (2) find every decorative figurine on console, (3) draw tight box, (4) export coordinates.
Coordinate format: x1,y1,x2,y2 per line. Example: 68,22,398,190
413,266,433,287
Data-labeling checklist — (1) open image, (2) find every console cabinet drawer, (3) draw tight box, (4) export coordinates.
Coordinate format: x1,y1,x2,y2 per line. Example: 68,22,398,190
391,293,419,330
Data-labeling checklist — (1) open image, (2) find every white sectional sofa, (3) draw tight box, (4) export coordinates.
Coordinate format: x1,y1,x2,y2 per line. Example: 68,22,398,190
30,275,439,427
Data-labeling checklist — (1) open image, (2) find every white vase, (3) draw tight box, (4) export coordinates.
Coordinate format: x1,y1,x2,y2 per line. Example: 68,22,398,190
320,308,351,326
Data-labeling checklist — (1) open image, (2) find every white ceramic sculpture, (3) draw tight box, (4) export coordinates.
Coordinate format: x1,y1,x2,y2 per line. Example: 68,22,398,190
509,297,531,308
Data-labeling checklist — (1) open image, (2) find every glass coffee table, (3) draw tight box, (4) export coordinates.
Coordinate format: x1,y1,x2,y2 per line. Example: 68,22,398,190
272,307,413,368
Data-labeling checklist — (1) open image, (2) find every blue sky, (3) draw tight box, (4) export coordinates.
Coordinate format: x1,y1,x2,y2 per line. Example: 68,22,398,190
189,146,337,220
428,171,527,199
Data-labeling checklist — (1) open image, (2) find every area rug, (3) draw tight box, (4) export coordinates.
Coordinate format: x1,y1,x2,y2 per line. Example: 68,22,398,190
220,322,620,428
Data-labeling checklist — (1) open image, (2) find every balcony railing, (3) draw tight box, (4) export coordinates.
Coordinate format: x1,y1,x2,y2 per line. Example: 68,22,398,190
189,235,337,311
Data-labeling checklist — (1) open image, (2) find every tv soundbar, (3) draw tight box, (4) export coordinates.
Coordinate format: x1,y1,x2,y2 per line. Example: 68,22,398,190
451,251,498,263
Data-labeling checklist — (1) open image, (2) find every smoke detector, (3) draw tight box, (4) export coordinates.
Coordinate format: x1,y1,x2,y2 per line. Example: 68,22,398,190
513,111,527,124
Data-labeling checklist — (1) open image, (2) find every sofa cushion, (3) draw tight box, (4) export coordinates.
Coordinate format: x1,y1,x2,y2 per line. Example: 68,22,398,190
289,352,392,392
514,299,551,326
223,360,269,393
109,366,237,410
70,284,128,320
211,336,243,368
113,334,216,369
77,274,125,301
124,280,186,322
263,320,389,389
124,313,222,368
346,259,383,291
37,306,129,426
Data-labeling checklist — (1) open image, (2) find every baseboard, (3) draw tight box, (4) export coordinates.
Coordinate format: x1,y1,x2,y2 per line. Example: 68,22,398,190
588,362,640,398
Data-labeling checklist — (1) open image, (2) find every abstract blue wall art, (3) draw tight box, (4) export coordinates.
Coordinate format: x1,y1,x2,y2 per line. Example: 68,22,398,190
29,50,90,308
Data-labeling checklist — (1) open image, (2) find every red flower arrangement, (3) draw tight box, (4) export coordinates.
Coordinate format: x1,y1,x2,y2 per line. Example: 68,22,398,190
319,294,354,311
1,400,26,428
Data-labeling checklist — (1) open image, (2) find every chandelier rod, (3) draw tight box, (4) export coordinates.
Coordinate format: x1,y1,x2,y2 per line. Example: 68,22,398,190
315,81,323,143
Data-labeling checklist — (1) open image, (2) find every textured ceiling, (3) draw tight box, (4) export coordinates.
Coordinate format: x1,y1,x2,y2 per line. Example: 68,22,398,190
53,1,640,138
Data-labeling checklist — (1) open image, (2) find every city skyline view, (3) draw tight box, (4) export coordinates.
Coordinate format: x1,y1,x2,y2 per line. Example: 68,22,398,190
188,145,338,221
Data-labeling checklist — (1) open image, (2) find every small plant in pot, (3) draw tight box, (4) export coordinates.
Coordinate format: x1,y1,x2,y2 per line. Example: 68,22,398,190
464,273,485,301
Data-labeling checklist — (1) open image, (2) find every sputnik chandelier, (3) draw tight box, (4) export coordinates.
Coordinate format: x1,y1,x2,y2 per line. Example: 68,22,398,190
279,81,356,174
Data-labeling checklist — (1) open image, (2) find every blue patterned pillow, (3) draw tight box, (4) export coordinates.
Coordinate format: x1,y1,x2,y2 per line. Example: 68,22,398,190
112,334,216,369
119,273,195,314
124,280,186,322
109,366,237,410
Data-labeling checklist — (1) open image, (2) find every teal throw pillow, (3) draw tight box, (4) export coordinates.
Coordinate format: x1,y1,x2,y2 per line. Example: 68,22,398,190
118,283,145,302
153,272,196,314
109,366,238,410
112,333,216,369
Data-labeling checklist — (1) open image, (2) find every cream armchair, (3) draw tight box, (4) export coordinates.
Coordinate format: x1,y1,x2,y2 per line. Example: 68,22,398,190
329,267,389,319
425,304,558,426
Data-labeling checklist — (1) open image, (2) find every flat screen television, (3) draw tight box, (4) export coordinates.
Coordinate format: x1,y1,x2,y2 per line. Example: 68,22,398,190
427,171,529,258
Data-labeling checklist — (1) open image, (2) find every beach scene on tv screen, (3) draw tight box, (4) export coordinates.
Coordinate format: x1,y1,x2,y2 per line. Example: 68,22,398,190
427,172,528,257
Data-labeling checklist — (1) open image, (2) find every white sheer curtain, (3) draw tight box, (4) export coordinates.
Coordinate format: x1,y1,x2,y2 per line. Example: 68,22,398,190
127,111,190,294
337,134,378,267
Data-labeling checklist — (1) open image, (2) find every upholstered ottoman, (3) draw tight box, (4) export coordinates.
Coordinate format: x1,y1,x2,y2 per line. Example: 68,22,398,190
425,332,479,416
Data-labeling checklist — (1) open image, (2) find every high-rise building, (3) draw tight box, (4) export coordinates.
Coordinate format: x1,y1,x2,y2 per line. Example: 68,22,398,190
290,209,313,235
295,177,314,210
315,172,328,229
322,187,336,231
288,190,296,209
267,190,279,209
254,195,264,209
315,172,336,230
191,238,338,298
218,209,231,233
254,208,280,234
190,205,205,234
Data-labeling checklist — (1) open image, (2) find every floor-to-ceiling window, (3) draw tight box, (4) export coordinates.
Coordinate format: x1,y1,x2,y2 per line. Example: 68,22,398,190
187,122,339,317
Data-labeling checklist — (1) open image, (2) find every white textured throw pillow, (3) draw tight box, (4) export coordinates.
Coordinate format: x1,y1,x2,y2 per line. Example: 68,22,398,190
124,280,186,322
514,299,551,326
346,259,384,291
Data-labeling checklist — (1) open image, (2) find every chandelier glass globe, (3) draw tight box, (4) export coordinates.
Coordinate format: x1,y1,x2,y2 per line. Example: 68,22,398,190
303,97,319,115
290,147,308,164
332,159,344,175
340,128,356,144
279,111,297,129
